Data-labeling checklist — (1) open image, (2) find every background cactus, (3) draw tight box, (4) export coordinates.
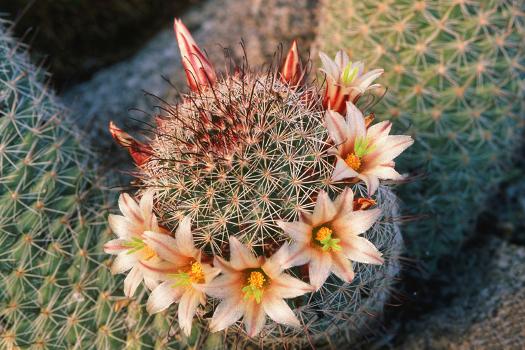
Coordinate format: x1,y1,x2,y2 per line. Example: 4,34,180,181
117,34,406,345
0,21,194,350
316,0,525,272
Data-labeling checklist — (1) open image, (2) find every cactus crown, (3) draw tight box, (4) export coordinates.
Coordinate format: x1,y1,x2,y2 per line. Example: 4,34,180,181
144,73,328,255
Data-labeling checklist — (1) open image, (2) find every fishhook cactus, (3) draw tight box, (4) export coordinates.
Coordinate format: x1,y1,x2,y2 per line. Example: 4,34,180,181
107,19,413,348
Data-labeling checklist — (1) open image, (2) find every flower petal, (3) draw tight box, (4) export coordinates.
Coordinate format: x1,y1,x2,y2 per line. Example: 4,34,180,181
205,273,242,299
111,253,137,274
358,173,380,196
139,190,156,230
228,236,259,270
178,289,202,336
209,298,245,333
262,294,300,328
308,251,333,291
333,187,354,216
124,265,143,297
104,238,128,254
108,214,140,239
366,165,404,180
144,276,159,291
276,220,311,243
325,109,351,152
366,135,414,166
271,273,313,298
147,281,183,314
319,52,339,79
139,259,180,280
366,121,392,142
331,157,359,182
285,243,312,268
311,190,337,227
202,263,221,284
244,300,267,337
330,253,355,283
334,50,349,70
175,216,196,255
345,102,366,140
143,231,188,264
118,193,142,224
334,208,381,237
355,69,384,90
342,236,384,265
213,255,236,273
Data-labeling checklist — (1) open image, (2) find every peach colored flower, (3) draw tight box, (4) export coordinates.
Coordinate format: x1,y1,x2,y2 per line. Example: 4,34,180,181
320,50,383,114
140,216,220,336
326,102,413,195
206,237,313,337
277,189,383,291
103,190,166,297
174,19,217,91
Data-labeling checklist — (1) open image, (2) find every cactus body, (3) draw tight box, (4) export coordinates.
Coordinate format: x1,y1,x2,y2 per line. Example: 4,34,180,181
317,0,525,271
120,45,405,346
0,22,187,350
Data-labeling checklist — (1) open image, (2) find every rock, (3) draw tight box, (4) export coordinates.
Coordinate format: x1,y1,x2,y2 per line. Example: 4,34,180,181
397,238,525,349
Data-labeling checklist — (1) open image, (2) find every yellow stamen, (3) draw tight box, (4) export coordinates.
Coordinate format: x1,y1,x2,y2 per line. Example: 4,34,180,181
189,262,205,283
248,271,265,289
315,226,333,242
142,245,157,260
345,153,361,171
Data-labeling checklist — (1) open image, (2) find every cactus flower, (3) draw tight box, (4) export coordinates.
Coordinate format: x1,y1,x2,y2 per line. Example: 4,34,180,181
206,237,312,337
277,189,383,291
140,216,220,336
320,50,383,114
174,19,217,91
326,102,414,195
103,190,167,297
280,40,303,86
109,121,152,166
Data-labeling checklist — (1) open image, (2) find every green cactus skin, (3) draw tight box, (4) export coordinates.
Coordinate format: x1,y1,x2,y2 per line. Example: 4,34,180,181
133,68,403,348
316,0,525,272
0,21,195,350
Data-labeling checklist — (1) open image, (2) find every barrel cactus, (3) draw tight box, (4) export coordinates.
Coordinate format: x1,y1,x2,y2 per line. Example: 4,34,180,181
316,0,525,272
0,21,187,350
107,20,413,348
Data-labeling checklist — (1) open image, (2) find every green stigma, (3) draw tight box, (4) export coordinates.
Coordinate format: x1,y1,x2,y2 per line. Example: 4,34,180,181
341,62,359,84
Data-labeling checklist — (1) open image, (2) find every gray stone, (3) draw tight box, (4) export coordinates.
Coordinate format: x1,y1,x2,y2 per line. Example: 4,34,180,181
397,238,525,350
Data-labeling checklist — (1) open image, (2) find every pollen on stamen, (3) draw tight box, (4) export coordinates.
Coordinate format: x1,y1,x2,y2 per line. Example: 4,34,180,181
345,153,361,171
142,245,157,260
189,261,205,283
248,271,265,289
315,226,333,242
